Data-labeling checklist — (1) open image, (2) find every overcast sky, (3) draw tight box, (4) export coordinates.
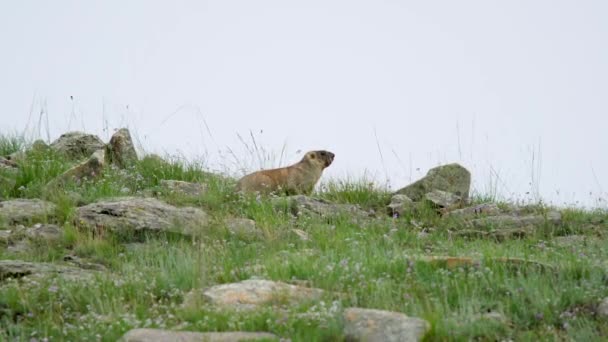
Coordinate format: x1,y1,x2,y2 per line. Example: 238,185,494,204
1,1,607,207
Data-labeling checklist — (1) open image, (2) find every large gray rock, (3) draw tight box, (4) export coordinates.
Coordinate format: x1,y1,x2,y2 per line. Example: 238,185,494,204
47,149,106,187
343,307,430,342
106,128,138,168
75,197,209,236
272,195,369,219
50,131,105,160
0,199,57,226
119,329,278,342
189,279,325,311
394,163,471,202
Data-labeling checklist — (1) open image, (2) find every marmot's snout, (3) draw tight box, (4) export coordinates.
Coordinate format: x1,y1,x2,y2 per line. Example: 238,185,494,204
318,150,335,167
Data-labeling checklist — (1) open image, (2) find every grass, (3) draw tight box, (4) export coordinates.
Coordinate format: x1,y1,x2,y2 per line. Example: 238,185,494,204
1,133,607,341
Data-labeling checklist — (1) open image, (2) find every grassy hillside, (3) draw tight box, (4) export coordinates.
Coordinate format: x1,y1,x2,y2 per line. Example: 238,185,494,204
1,134,607,341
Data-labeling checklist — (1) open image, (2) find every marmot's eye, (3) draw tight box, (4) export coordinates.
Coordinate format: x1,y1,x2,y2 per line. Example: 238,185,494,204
320,152,326,156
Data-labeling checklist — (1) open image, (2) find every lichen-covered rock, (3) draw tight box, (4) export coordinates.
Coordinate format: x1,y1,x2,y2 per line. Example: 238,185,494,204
47,149,106,187
224,217,261,238
424,189,462,208
119,329,278,342
50,131,105,160
343,307,430,342
387,194,415,217
75,197,209,237
106,128,138,168
0,199,57,226
188,279,324,311
394,163,471,202
443,203,502,218
25,223,63,241
272,195,369,219
470,211,561,230
159,180,208,198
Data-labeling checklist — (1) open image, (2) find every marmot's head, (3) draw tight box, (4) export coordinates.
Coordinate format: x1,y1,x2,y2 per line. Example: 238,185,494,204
303,150,335,169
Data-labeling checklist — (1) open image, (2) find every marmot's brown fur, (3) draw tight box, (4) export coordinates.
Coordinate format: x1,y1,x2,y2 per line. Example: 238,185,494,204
235,150,335,195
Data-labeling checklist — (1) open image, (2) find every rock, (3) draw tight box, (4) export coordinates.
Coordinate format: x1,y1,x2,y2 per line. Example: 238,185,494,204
387,194,415,217
159,180,208,198
25,223,63,241
597,297,608,318
75,197,209,237
63,255,108,271
272,195,369,219
0,259,98,282
553,235,589,247
424,190,462,208
225,218,261,238
47,149,106,187
119,329,278,342
394,163,471,202
443,203,502,218
291,228,310,241
471,211,561,230
452,227,533,241
343,307,430,342
192,279,325,311
106,128,138,168
0,157,18,198
50,131,106,160
0,199,57,226
0,230,10,244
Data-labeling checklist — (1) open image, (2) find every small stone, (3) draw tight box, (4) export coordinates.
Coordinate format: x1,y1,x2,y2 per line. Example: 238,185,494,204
118,329,279,342
25,223,63,241
291,228,310,241
387,194,415,217
343,307,430,342
225,218,261,238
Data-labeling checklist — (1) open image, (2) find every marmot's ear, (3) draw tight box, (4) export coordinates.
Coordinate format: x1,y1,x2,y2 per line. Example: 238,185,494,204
309,153,315,159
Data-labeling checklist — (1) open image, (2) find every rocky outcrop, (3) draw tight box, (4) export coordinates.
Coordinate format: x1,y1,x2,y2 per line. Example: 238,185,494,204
343,307,430,342
394,163,471,202
272,195,369,219
119,329,279,342
106,128,138,168
75,197,209,237
0,199,56,226
50,131,105,160
185,279,325,311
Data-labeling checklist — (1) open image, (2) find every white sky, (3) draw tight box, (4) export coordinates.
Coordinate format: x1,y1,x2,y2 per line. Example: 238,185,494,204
1,1,607,207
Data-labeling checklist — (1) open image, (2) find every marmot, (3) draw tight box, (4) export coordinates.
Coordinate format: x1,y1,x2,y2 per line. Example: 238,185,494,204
235,150,335,195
